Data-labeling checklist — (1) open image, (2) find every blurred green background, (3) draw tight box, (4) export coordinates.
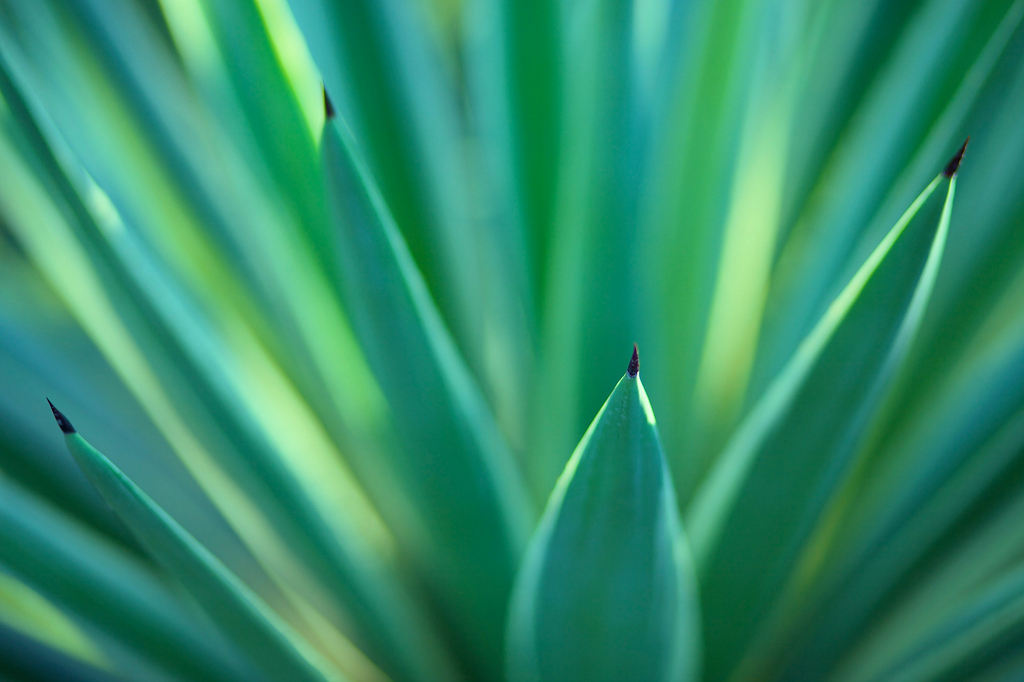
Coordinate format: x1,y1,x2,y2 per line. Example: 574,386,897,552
0,0,1024,679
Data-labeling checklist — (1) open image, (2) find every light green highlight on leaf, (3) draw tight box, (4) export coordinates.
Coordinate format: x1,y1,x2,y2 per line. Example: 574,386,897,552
0,571,106,670
688,168,956,680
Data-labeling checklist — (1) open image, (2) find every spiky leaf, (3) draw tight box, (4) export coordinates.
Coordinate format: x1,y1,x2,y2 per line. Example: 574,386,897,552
49,402,343,682
506,349,701,682
688,147,961,680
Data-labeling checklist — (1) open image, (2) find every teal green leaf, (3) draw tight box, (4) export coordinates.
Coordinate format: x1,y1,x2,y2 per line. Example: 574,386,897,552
0,474,256,681
0,41,442,682
321,115,533,680
287,0,488,376
751,0,1014,398
293,0,537,461
506,350,700,682
0,619,117,682
769,262,1024,679
832,489,1024,682
50,406,344,682
637,0,776,500
529,0,642,505
460,0,560,307
687,156,959,681
197,0,326,238
0,570,106,673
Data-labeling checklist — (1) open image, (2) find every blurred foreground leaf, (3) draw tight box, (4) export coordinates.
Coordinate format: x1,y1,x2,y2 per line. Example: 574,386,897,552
49,402,343,682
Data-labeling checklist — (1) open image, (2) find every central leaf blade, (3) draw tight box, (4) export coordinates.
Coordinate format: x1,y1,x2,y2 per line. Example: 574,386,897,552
506,351,701,682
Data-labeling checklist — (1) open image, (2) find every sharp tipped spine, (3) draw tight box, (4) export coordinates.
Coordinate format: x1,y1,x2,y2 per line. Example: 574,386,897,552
628,344,640,378
323,86,336,120
943,137,969,178
47,399,76,434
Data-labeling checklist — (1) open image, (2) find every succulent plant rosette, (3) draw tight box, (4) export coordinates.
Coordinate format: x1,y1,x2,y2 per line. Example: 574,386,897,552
0,0,1023,681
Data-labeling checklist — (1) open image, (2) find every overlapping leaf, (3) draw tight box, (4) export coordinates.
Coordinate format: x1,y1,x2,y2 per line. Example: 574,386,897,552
0,0,1022,679
322,111,532,680
49,407,341,682
687,155,959,681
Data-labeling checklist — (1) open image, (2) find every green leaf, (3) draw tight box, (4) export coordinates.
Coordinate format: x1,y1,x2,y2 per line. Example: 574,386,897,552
529,0,642,504
0,475,256,681
832,489,1024,682
454,0,545,454
506,349,701,682
0,571,107,672
751,0,1011,398
0,42,444,682
636,0,771,499
191,0,328,257
768,258,1024,679
460,0,560,308
49,405,344,682
686,155,959,681
295,0,538,462
288,0,488,373
0,619,118,682
321,116,533,680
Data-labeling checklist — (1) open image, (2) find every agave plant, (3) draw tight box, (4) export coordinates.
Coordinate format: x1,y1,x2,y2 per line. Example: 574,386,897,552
0,0,1023,680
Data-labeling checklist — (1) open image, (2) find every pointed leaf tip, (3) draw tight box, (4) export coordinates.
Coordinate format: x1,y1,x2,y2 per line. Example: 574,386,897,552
323,86,335,120
506,370,701,682
627,344,639,378
46,399,75,434
943,137,969,178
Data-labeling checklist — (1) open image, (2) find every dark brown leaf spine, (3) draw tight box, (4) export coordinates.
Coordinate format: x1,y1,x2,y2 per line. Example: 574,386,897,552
324,86,336,120
627,344,640,378
47,399,76,434
943,137,969,178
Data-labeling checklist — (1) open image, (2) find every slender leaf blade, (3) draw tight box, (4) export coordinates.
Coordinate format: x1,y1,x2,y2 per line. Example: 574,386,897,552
49,405,343,682
751,0,999,397
769,262,1024,680
0,620,119,682
0,475,256,682
833,489,1024,682
530,0,649,503
687,157,959,681
321,115,533,679
288,0,487,378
